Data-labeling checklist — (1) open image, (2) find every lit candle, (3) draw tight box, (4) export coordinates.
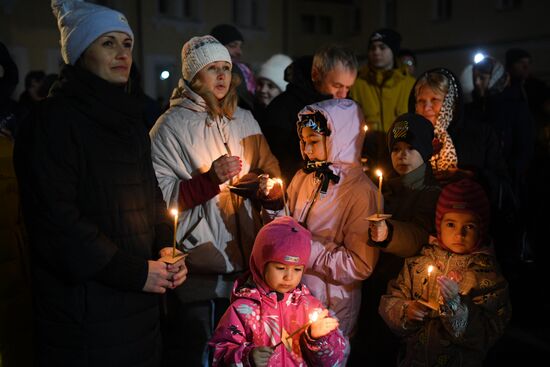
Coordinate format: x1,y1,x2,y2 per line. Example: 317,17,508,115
275,178,289,216
273,310,320,348
171,208,178,257
375,169,383,216
363,124,368,133
427,265,434,302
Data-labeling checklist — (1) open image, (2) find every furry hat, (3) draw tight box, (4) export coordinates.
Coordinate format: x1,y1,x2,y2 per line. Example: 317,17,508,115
250,216,311,289
436,178,490,248
258,54,293,92
387,113,434,161
51,0,134,65
181,35,232,82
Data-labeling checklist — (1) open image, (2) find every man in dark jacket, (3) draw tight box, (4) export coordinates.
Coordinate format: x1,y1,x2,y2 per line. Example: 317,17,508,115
260,44,358,181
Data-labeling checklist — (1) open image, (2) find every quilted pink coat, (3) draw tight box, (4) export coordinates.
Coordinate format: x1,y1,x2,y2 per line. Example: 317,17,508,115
209,272,347,366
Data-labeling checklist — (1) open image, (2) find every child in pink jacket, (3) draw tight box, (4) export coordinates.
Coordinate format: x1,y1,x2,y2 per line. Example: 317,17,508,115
209,216,347,367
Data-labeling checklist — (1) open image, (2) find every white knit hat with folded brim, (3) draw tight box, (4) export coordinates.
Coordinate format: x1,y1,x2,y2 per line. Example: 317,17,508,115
181,35,232,82
51,0,134,65
258,54,292,92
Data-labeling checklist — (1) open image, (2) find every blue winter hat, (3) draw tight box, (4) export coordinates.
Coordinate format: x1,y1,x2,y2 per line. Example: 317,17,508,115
51,0,134,65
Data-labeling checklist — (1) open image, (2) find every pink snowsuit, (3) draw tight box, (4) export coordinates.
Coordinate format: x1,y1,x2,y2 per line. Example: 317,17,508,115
209,265,347,366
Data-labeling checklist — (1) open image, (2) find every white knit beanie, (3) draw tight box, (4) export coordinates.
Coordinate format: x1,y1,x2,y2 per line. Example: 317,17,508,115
51,0,134,65
258,54,292,92
181,35,232,82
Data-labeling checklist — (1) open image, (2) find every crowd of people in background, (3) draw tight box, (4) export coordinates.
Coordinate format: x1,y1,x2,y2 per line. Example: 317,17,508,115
1,0,549,366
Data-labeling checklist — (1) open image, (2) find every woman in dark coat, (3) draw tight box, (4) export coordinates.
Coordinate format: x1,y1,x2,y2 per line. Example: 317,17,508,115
14,1,187,366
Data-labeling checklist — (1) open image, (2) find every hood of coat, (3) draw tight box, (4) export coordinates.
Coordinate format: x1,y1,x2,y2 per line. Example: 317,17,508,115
169,78,209,113
297,98,365,172
50,64,142,132
408,67,465,134
231,272,309,309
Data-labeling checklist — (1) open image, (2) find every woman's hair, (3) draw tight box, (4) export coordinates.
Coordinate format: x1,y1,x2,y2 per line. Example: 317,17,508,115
414,71,449,98
190,72,240,119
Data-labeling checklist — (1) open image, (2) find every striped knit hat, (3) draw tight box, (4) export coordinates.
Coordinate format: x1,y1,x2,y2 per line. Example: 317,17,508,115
436,179,490,248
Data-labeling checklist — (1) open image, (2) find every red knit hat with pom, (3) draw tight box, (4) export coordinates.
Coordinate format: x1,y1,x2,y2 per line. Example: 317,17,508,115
436,179,490,248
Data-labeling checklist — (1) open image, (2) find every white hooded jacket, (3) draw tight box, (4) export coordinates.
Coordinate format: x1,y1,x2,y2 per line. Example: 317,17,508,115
150,80,280,302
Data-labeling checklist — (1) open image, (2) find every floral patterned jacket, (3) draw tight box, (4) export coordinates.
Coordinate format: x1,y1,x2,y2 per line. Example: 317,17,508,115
379,242,511,367
209,274,347,366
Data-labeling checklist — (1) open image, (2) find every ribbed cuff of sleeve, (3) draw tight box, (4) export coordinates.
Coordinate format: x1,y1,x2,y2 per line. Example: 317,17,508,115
179,172,220,209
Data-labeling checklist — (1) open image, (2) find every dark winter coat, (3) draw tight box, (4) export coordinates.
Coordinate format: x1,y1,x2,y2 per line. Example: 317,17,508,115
260,56,331,181
14,65,172,367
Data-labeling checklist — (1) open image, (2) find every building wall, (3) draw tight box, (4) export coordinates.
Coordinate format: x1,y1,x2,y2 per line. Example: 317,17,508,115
1,0,548,101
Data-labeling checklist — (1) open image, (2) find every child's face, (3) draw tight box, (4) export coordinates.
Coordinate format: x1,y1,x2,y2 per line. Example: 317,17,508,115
391,141,424,175
301,127,327,161
264,261,305,293
440,212,480,254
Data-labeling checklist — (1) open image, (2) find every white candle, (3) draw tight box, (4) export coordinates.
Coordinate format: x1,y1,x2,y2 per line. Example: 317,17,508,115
375,169,383,215
427,265,434,302
275,178,289,216
171,208,178,257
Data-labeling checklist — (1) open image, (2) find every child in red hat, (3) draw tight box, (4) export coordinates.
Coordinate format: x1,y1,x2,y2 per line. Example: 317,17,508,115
209,216,347,367
379,178,511,367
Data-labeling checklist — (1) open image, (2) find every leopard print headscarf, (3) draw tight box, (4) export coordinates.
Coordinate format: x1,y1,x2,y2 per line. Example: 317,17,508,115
430,70,459,172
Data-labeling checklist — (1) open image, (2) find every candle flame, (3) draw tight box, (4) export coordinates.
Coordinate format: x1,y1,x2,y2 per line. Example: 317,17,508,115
363,124,368,132
427,265,434,274
170,208,178,217
376,169,383,178
309,310,320,323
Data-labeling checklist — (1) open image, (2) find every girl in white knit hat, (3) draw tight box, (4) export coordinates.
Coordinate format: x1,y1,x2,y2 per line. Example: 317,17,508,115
149,35,280,366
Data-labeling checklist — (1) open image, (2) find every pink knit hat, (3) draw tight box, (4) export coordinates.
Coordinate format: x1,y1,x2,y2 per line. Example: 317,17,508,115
436,178,490,249
250,216,311,289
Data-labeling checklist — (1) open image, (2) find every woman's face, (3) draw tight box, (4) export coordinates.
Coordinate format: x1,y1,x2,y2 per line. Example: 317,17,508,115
300,126,327,161
255,77,281,107
80,32,132,85
195,61,232,100
415,86,445,126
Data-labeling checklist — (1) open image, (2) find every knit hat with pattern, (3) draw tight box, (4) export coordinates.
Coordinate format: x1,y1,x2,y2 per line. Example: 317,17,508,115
51,0,134,65
181,35,232,82
387,113,434,161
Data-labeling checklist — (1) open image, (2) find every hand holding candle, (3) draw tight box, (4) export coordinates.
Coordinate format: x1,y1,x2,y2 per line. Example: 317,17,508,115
309,309,339,339
273,309,326,349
